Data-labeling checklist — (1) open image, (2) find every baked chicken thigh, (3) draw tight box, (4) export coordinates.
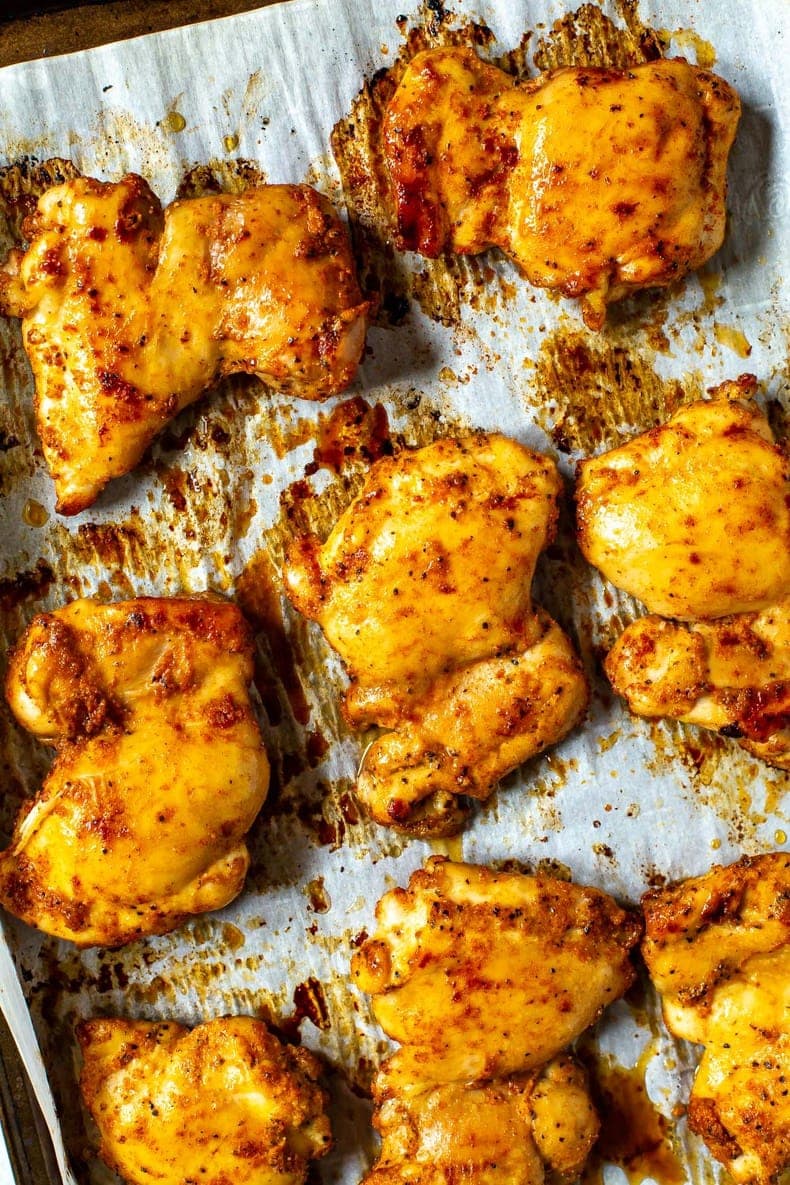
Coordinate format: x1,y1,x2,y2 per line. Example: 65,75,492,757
384,49,740,327
354,858,641,1185
577,391,790,621
284,433,588,836
0,172,368,513
1,596,269,946
353,857,641,1094
576,386,790,768
642,853,790,1185
78,1016,331,1185
606,600,790,769
366,1056,599,1185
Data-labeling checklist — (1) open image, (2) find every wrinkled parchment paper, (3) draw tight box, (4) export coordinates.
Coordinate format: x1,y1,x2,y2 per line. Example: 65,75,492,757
0,0,787,1182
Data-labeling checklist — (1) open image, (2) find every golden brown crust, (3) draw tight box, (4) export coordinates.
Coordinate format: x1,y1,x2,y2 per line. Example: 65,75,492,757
605,602,790,769
384,49,740,327
576,393,790,620
354,857,641,1092
642,853,790,1014
0,596,269,946
356,861,635,1185
77,1016,332,1185
283,433,588,835
0,169,369,513
642,853,790,1185
363,1057,598,1185
687,1097,745,1167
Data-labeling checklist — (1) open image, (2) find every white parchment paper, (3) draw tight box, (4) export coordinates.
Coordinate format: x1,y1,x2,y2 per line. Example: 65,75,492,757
0,1,787,1182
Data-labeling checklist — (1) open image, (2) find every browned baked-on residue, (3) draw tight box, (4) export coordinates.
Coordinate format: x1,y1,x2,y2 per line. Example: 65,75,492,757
0,558,54,611
644,720,789,845
580,1044,685,1185
236,546,310,728
306,875,331,914
331,3,668,330
532,1,667,72
53,514,152,597
176,158,268,200
0,157,81,243
279,975,332,1041
531,328,701,455
306,395,392,476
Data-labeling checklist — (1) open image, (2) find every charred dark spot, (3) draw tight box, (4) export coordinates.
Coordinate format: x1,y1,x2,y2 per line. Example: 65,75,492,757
205,694,246,729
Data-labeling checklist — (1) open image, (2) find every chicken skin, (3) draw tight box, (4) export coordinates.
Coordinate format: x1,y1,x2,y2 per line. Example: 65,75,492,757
642,853,790,1185
606,600,790,769
1,597,269,946
77,1016,331,1185
0,171,369,513
576,389,790,621
354,859,640,1185
576,385,790,768
384,48,740,328
352,858,641,1095
283,433,588,836
366,1056,599,1185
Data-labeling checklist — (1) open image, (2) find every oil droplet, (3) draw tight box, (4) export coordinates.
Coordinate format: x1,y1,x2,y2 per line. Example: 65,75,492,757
223,133,239,152
710,837,722,850
714,323,752,358
22,499,48,527
775,830,787,845
164,110,186,133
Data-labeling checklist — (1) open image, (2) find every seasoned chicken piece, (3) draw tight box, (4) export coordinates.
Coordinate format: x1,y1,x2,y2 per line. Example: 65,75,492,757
576,387,790,619
283,434,588,836
356,859,637,1185
577,383,790,768
352,858,641,1094
0,171,368,514
1,597,269,946
77,1016,331,1185
606,600,790,769
642,853,790,1185
384,48,740,328
365,1055,599,1185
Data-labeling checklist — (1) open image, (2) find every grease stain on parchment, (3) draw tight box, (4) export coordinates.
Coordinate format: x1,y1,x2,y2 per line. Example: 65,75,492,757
532,2,667,72
530,326,702,455
579,1037,687,1185
658,27,717,68
220,70,270,144
85,107,180,182
645,721,788,847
